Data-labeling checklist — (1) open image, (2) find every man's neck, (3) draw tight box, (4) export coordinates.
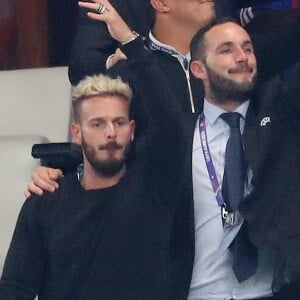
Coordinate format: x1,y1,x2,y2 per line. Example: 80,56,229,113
81,165,126,190
210,101,244,112
204,97,250,115
152,21,196,55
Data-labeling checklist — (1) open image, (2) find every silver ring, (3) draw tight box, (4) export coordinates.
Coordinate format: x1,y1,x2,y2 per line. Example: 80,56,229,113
96,4,108,14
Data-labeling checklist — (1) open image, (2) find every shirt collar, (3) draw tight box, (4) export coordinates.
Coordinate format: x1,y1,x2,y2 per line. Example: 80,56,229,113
148,31,191,68
203,98,250,127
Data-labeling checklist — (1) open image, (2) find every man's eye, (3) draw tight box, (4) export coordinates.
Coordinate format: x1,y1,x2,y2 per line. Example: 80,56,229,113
115,120,127,127
244,47,253,53
220,48,231,54
91,122,105,128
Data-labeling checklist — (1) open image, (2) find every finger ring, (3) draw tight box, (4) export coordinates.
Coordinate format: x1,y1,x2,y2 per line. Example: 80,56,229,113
96,4,109,14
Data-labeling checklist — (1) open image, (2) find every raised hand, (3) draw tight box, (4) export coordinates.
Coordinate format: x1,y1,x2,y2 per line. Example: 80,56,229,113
78,0,137,44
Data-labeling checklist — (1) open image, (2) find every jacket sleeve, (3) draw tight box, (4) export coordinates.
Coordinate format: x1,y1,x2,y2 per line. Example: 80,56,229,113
0,198,45,299
111,37,187,200
268,69,300,283
277,66,300,130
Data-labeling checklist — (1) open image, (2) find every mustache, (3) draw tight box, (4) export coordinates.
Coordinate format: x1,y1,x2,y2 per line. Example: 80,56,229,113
98,141,124,151
228,65,254,74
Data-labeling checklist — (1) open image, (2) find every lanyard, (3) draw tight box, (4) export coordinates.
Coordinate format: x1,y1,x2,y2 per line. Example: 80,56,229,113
199,113,225,207
199,113,244,226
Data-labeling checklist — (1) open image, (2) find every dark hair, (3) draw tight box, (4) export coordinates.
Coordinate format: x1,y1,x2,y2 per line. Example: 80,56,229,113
190,17,241,62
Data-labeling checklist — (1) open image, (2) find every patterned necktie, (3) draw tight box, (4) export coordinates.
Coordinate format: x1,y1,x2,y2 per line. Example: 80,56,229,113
221,112,257,282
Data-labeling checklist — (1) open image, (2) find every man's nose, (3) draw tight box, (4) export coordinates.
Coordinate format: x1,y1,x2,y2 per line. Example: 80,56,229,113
105,123,116,139
235,48,248,63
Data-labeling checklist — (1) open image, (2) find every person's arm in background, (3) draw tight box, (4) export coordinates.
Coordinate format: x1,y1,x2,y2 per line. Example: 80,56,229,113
68,0,150,85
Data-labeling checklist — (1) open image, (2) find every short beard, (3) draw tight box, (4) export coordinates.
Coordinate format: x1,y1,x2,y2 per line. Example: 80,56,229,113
82,139,131,177
206,66,257,105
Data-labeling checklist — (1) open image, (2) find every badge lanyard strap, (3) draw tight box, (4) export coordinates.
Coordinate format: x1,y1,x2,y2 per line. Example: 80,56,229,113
199,113,246,228
148,39,190,70
199,112,225,208
148,39,179,56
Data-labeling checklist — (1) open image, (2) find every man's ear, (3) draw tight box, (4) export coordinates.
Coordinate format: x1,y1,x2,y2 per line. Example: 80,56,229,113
150,0,170,13
190,60,207,80
71,122,82,145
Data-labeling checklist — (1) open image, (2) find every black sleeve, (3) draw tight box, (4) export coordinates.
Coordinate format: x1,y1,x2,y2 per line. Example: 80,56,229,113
269,69,300,281
117,43,187,200
0,198,45,299
107,35,187,198
278,67,300,130
252,21,300,83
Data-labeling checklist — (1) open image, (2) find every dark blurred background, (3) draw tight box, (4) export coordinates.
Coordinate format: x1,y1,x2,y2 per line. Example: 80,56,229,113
0,0,78,70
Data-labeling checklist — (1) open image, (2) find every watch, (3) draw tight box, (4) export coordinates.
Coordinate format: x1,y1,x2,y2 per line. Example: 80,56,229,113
121,31,140,46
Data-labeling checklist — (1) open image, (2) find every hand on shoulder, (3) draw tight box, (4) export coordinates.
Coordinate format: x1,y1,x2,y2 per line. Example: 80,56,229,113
24,166,63,198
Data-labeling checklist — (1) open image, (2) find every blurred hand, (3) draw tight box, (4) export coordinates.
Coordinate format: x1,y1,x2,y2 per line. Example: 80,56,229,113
108,48,128,68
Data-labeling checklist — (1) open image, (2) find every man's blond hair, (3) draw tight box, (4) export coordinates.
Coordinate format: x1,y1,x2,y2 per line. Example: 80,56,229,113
71,74,133,122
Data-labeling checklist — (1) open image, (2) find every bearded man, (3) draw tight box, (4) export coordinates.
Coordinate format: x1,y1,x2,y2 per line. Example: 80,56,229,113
180,18,300,299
